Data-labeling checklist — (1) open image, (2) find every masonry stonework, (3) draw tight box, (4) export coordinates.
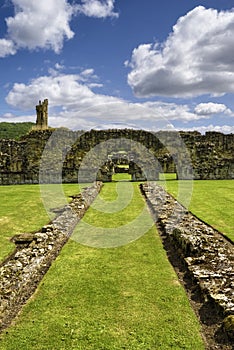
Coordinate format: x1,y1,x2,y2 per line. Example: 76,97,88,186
0,182,102,331
35,99,48,130
0,128,233,184
141,183,234,341
1,99,233,183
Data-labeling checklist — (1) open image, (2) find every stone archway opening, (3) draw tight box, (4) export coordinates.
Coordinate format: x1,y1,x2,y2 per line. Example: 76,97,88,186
97,150,158,182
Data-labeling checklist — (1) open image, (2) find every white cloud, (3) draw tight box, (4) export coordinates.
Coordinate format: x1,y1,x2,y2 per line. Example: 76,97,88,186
55,63,65,71
1,112,15,119
87,83,103,88
5,71,125,115
81,68,95,77
194,102,233,116
76,0,119,18
0,0,118,57
5,70,217,131
5,0,75,53
0,38,16,57
79,68,99,83
143,101,207,122
0,112,35,123
127,6,234,98
178,124,234,135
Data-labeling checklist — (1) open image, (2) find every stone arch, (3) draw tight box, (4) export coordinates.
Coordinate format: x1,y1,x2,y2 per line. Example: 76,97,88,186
66,130,177,182
3,127,234,185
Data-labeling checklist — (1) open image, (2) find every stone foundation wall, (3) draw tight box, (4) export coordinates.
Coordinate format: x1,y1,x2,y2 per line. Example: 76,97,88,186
0,129,233,184
141,182,234,340
0,182,102,331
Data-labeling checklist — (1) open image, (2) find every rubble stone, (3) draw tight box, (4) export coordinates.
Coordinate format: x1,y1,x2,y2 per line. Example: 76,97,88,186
141,182,234,340
0,181,102,331
223,315,234,340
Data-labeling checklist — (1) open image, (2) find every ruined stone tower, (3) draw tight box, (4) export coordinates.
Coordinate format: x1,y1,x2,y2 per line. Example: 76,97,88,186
35,99,48,129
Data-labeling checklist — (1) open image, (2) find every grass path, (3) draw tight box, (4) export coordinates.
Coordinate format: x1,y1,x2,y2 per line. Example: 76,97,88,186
0,181,204,349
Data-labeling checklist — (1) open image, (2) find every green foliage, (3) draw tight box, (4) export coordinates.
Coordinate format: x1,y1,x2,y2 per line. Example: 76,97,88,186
0,182,204,349
0,122,35,140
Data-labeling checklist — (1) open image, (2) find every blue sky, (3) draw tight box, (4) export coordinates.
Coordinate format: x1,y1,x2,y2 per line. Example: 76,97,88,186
0,0,234,133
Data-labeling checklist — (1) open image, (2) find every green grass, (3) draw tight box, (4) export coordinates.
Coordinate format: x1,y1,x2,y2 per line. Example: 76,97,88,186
0,178,233,257
112,173,131,181
0,178,232,348
163,179,234,242
0,182,204,349
159,173,177,180
72,180,153,248
0,184,81,261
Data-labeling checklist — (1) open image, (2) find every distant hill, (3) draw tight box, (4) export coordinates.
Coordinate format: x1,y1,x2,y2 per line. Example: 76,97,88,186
0,122,35,140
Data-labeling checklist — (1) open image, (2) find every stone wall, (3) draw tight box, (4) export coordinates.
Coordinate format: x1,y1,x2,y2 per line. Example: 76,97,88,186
0,182,102,331
141,182,234,340
35,99,48,130
0,129,233,184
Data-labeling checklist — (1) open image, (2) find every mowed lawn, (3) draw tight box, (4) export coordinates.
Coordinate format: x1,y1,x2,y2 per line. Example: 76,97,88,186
0,180,205,350
163,179,234,242
0,179,233,259
0,184,81,261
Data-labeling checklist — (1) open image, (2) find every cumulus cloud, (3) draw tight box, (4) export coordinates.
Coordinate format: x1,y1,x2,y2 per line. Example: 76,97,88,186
5,70,124,113
143,101,206,122
5,69,217,131
0,112,37,125
5,0,75,53
0,0,118,57
194,102,233,116
179,124,234,135
0,38,16,57
127,6,234,98
1,112,16,119
76,0,119,18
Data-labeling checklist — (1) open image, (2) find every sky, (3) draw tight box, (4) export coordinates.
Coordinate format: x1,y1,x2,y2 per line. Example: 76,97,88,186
0,0,234,133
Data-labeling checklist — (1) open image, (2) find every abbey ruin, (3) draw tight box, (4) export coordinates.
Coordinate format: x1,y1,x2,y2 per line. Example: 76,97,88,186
0,99,233,184
0,100,233,345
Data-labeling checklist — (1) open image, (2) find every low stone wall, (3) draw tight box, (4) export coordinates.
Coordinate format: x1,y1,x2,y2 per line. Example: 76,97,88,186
141,183,234,340
0,181,102,331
